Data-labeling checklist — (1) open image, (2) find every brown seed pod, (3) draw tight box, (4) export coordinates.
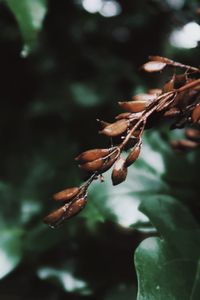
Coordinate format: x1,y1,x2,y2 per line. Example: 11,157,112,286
96,119,110,129
185,128,200,141
65,197,87,219
100,148,120,172
99,119,129,137
174,74,187,87
118,100,149,113
148,56,173,64
163,75,175,92
75,148,111,163
192,105,200,123
163,107,181,118
53,187,80,202
142,61,166,73
131,93,157,102
125,142,141,167
115,112,131,120
44,203,71,227
79,157,104,172
148,88,162,96
111,157,127,186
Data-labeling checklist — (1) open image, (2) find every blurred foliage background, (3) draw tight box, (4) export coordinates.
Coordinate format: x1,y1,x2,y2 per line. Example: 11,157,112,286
0,0,200,299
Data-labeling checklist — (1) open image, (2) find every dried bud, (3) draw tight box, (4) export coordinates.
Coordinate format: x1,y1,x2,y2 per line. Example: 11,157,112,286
75,148,111,163
53,187,80,202
192,105,200,123
148,88,162,96
115,112,131,120
148,56,173,64
118,100,150,113
79,157,104,172
132,93,157,102
174,74,187,87
96,119,110,129
142,61,166,73
44,203,71,228
111,157,127,185
100,119,129,137
163,107,180,118
125,143,141,167
100,148,120,172
65,197,87,219
163,75,175,92
185,128,200,141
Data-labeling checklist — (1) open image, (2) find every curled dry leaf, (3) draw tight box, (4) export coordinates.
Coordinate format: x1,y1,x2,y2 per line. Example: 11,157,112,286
99,119,129,137
125,142,141,167
53,187,80,202
118,100,150,113
142,61,166,73
111,157,127,186
75,148,111,163
192,105,200,123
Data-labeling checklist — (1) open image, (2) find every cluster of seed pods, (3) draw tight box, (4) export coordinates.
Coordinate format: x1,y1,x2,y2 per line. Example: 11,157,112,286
44,56,200,228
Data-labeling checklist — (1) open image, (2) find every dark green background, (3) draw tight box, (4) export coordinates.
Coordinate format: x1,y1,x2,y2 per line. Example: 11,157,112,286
0,0,200,299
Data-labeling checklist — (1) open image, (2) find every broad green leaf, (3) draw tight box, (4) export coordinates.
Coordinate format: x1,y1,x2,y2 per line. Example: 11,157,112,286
135,195,200,300
135,237,197,300
5,0,47,55
0,228,24,279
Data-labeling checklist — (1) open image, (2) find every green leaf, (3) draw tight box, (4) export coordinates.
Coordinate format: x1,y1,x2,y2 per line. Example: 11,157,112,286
135,237,197,300
135,195,200,300
0,228,24,279
5,0,47,55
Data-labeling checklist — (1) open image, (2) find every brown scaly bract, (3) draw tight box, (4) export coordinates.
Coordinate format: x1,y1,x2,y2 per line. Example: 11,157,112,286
44,56,200,228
